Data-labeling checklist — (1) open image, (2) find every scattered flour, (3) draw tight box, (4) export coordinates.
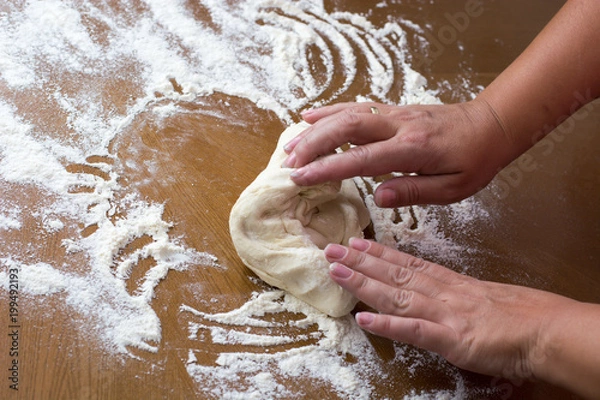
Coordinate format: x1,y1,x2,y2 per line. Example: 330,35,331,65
182,291,378,399
0,0,489,398
0,212,21,231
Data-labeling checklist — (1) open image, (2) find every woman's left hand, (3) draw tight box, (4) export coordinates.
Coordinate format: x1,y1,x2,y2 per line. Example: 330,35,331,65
324,238,578,381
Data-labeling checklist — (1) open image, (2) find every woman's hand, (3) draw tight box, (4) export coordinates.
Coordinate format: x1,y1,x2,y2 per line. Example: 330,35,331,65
323,238,600,398
283,100,513,207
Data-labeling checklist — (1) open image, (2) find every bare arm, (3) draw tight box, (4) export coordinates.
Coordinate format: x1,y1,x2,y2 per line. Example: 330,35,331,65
477,0,600,158
283,0,600,207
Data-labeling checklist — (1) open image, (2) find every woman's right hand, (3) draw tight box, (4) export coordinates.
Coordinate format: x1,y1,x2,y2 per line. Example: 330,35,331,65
282,100,514,207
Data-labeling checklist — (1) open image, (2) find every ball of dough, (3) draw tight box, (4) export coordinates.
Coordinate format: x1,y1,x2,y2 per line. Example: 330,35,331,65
229,122,371,317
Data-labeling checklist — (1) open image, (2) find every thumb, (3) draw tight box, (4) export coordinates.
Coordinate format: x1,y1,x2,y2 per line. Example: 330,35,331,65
374,175,466,207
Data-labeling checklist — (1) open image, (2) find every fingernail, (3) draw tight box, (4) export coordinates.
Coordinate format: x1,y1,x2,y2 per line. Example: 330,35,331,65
356,312,374,326
329,263,352,279
282,152,296,168
289,167,306,181
349,237,369,252
375,188,397,208
324,243,347,260
301,108,315,117
283,137,300,153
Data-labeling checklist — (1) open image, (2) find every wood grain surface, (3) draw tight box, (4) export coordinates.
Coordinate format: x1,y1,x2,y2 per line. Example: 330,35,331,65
2,1,598,399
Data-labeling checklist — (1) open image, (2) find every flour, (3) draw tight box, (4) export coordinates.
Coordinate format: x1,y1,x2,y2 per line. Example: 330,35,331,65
0,0,488,398
0,209,21,231
182,291,378,399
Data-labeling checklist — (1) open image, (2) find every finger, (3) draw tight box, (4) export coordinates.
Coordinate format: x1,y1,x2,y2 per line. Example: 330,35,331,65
301,102,389,124
330,263,449,321
325,244,447,298
290,140,403,185
374,174,469,207
287,109,395,168
347,238,466,285
355,312,457,358
300,103,356,125
285,103,383,154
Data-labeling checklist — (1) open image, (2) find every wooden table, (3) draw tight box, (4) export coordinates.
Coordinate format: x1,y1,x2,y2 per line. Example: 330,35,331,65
2,1,597,399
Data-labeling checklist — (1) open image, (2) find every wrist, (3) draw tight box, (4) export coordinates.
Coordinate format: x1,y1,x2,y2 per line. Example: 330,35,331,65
459,98,518,172
531,301,600,399
527,301,568,383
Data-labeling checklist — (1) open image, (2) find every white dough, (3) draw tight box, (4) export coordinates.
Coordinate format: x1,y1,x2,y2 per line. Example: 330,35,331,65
229,122,371,317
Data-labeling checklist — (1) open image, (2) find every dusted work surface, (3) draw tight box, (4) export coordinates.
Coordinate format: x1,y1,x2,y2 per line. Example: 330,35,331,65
1,1,597,399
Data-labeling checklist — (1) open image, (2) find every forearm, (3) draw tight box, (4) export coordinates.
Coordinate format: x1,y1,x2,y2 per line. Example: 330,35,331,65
535,301,600,399
476,0,600,164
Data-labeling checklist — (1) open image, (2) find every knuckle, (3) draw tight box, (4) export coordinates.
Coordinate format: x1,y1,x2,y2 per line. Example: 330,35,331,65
301,132,320,152
415,109,434,119
391,289,412,311
346,146,372,175
409,319,424,343
338,109,363,129
400,130,425,145
379,315,392,333
292,138,312,163
390,266,414,287
349,250,368,268
405,256,428,272
309,156,328,172
299,132,338,161
321,134,340,155
396,106,434,121
347,143,370,158
399,179,421,206
369,241,386,259
356,273,371,292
